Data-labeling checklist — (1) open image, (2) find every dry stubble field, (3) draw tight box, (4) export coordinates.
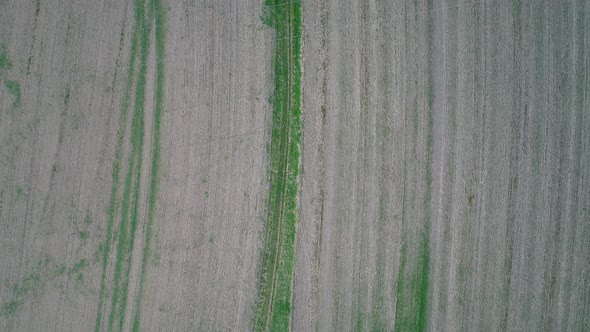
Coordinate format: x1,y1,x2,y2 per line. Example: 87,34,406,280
0,0,588,331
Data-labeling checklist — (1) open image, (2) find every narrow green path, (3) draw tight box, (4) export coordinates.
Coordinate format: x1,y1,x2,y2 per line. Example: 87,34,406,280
94,0,165,331
255,0,302,331
94,1,144,329
131,0,166,330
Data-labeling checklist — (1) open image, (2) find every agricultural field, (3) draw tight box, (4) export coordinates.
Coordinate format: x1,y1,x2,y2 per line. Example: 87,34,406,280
0,0,589,331
296,0,590,331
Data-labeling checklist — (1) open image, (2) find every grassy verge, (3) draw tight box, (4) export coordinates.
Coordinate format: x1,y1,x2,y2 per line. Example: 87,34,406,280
106,0,155,330
131,0,165,330
94,0,159,331
94,1,143,330
255,0,302,331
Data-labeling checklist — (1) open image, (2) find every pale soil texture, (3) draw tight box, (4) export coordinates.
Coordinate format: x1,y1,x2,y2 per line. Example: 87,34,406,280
0,0,272,331
295,0,589,331
0,0,589,331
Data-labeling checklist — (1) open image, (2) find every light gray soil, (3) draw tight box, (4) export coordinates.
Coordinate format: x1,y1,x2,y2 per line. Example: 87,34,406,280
0,0,273,331
294,0,590,331
0,0,588,331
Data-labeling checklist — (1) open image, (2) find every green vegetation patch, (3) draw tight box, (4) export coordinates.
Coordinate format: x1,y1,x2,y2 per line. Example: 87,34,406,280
94,0,146,330
0,50,12,70
94,0,165,330
0,256,68,317
70,259,88,274
255,1,302,331
0,300,23,317
107,0,155,330
79,230,89,240
132,0,166,330
5,80,21,109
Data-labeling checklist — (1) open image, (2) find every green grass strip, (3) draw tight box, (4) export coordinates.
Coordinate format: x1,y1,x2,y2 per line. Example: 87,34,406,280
94,1,144,330
107,0,154,330
131,0,165,330
255,0,302,331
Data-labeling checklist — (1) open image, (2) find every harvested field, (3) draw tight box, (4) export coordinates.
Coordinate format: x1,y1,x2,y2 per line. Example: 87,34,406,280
0,0,589,331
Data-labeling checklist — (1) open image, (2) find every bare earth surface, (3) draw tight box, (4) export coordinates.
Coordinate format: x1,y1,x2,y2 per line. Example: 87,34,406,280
0,0,589,331
295,0,589,331
0,0,272,331
139,1,272,331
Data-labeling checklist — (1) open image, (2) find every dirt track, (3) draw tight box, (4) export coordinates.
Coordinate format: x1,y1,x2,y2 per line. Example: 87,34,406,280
1,0,589,331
